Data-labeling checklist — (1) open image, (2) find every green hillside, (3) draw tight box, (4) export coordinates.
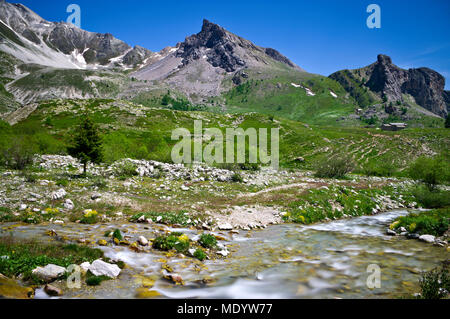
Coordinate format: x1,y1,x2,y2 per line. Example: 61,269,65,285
1,98,448,173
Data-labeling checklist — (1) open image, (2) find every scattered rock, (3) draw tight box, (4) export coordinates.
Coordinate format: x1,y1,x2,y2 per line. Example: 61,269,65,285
63,199,74,210
88,260,121,278
136,288,161,298
80,262,91,273
98,239,108,246
386,229,397,236
91,193,102,200
0,275,34,299
407,233,420,240
51,189,67,200
32,264,66,282
138,236,148,246
419,235,436,243
217,250,229,257
44,284,63,296
188,249,196,257
218,223,233,231
163,273,183,285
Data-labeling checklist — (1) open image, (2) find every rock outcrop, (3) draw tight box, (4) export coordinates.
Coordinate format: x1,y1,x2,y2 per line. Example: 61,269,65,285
331,54,449,118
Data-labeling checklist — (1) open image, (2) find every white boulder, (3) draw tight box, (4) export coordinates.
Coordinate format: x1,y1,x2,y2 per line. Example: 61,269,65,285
32,264,66,282
138,236,148,246
51,189,67,200
419,235,436,243
218,223,233,230
88,260,121,278
63,199,74,210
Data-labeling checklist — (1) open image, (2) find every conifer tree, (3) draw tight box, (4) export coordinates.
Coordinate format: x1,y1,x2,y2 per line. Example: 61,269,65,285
67,114,103,175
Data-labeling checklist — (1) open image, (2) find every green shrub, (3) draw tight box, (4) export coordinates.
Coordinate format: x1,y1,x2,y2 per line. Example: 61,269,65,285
91,176,107,189
314,155,355,179
80,210,99,224
231,172,244,183
194,249,207,261
0,207,13,222
412,186,450,209
238,163,260,171
56,179,69,187
21,171,38,183
114,161,138,180
153,233,190,253
392,208,449,236
419,263,449,299
112,229,123,241
85,271,111,286
408,156,450,190
361,161,398,177
1,136,36,170
21,210,41,224
199,234,217,249
130,211,192,226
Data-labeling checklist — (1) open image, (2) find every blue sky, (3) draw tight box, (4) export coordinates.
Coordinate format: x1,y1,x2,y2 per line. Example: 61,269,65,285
17,0,450,89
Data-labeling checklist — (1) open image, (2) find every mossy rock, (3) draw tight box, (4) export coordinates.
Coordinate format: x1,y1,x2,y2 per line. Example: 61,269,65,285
0,275,34,299
135,288,161,298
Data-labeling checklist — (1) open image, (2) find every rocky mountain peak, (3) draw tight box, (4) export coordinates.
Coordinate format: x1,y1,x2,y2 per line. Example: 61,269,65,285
377,54,393,65
176,19,301,73
200,19,227,41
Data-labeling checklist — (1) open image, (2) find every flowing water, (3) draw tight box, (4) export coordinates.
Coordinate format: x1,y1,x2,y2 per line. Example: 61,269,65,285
1,210,448,299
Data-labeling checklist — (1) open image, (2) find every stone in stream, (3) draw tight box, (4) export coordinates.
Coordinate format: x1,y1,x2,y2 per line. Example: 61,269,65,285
32,264,66,282
217,250,229,257
138,236,149,246
407,233,420,240
0,274,34,299
386,229,397,236
88,260,121,278
218,223,233,231
419,235,436,243
163,272,184,285
44,284,63,296
98,239,108,246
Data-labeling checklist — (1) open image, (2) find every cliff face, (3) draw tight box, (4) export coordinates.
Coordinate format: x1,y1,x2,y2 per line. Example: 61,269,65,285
331,54,449,118
402,68,447,117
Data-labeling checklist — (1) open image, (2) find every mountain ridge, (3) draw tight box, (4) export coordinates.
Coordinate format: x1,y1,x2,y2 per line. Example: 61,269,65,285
0,1,448,126
0,1,152,69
